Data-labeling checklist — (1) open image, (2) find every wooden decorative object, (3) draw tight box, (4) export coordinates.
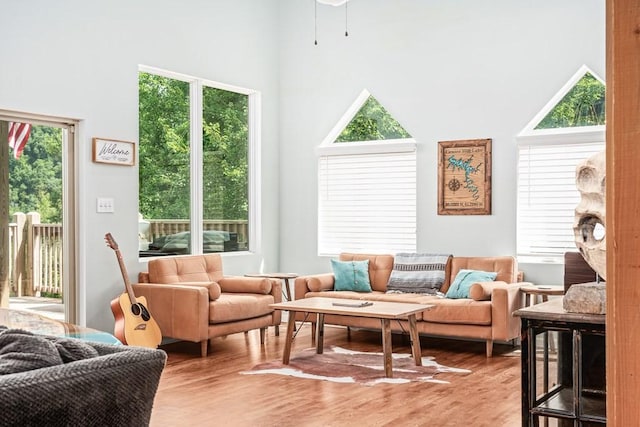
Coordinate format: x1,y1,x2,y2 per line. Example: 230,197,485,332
437,139,491,215
92,137,135,166
573,151,606,280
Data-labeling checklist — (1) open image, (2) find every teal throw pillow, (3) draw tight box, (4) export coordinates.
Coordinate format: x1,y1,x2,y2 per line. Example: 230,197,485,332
445,269,497,299
331,259,372,292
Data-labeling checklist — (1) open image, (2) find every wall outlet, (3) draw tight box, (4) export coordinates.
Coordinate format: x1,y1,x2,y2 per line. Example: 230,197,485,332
96,197,115,213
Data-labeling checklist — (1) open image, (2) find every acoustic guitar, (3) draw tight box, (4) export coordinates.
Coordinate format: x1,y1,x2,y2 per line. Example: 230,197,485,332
105,233,162,348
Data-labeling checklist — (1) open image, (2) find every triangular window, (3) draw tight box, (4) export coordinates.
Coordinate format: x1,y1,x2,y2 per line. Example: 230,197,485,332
535,72,605,129
316,89,416,255
520,65,605,135
516,65,606,262
335,95,411,142
319,89,413,149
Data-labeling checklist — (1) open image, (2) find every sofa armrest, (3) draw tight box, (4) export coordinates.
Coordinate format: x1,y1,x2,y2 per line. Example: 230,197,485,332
294,273,335,299
487,282,524,341
131,283,209,343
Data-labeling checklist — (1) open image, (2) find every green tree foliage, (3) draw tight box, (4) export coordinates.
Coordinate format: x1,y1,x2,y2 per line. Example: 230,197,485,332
138,73,191,220
8,125,62,223
138,73,248,222
336,96,411,142
536,73,606,129
202,87,248,221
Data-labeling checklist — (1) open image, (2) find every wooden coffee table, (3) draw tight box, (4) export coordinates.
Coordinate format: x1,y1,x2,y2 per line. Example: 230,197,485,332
270,297,433,378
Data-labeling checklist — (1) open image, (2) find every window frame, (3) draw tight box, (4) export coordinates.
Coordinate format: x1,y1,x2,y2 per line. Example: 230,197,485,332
316,89,417,256
516,65,605,264
138,65,261,257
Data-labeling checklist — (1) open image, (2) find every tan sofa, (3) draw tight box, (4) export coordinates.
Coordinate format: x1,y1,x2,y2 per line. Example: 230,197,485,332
294,253,523,357
134,254,281,357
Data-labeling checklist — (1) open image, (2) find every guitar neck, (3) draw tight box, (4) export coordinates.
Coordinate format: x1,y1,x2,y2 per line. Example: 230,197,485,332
113,247,137,304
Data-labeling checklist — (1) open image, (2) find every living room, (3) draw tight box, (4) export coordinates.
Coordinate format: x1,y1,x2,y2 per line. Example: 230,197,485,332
2,0,638,425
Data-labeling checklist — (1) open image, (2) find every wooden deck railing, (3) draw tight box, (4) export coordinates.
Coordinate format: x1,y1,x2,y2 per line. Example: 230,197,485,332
8,214,249,298
9,212,62,297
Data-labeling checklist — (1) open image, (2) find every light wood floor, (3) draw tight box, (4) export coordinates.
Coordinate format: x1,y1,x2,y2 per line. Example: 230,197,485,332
150,324,522,427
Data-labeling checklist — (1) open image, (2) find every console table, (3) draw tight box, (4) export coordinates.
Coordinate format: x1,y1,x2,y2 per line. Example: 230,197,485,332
514,299,606,427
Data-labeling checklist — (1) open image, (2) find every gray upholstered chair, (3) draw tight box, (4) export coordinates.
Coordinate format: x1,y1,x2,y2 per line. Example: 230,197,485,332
0,333,166,427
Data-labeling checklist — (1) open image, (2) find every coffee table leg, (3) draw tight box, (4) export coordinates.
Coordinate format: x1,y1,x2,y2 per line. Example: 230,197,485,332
408,314,422,366
381,318,393,378
282,310,297,365
316,313,325,354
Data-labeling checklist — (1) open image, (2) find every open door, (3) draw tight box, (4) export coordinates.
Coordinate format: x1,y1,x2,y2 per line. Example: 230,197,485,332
0,111,78,324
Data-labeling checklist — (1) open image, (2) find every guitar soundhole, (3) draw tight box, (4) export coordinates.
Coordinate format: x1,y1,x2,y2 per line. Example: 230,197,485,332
131,303,152,321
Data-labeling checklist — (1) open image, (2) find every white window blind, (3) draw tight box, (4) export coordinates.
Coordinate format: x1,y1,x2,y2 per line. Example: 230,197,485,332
517,141,605,259
318,151,416,256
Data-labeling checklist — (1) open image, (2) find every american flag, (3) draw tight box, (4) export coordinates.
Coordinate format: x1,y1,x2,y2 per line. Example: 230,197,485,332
8,121,31,159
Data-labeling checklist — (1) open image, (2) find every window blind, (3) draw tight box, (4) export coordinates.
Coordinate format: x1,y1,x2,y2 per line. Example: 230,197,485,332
318,151,416,256
517,141,605,259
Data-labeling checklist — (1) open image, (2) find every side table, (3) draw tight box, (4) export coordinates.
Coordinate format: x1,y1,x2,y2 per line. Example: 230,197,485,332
519,283,565,422
520,283,565,306
514,299,606,427
520,284,565,351
244,273,299,336
244,272,298,302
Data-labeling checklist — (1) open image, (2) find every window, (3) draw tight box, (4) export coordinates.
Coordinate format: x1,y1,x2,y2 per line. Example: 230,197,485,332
317,89,416,256
138,67,259,257
517,65,605,262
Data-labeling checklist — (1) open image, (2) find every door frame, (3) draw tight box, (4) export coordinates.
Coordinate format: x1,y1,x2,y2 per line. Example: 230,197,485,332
0,109,79,323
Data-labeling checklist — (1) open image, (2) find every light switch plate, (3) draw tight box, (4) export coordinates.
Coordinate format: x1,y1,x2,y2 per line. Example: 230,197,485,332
97,197,114,213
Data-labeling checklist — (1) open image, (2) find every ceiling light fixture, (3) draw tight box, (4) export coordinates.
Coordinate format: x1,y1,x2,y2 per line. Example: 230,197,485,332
314,0,350,45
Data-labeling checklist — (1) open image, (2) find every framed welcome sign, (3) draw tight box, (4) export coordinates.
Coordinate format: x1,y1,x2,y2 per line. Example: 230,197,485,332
92,137,136,166
437,138,492,215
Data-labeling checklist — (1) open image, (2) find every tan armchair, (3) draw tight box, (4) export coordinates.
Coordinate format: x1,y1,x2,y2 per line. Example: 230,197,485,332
134,254,281,357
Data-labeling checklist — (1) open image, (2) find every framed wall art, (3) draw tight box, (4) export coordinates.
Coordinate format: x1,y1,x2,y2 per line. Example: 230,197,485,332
92,137,136,166
437,138,492,215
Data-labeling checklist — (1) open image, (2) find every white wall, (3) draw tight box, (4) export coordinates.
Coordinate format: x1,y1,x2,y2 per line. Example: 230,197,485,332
0,1,605,332
1,0,281,332
277,0,605,284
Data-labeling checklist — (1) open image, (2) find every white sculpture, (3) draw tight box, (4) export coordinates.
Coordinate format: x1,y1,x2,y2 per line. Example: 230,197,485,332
573,151,606,280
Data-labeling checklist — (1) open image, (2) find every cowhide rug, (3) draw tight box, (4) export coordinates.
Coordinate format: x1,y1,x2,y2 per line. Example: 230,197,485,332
241,346,470,386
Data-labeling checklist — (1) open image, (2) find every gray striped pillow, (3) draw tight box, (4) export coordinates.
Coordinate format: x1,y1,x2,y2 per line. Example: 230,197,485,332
386,253,452,294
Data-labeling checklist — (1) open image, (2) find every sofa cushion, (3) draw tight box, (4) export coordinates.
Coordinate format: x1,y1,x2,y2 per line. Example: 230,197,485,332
339,253,394,292
331,259,372,292
209,294,274,324
446,270,497,299
0,327,100,375
449,256,516,286
148,254,224,284
421,298,492,325
386,253,451,294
